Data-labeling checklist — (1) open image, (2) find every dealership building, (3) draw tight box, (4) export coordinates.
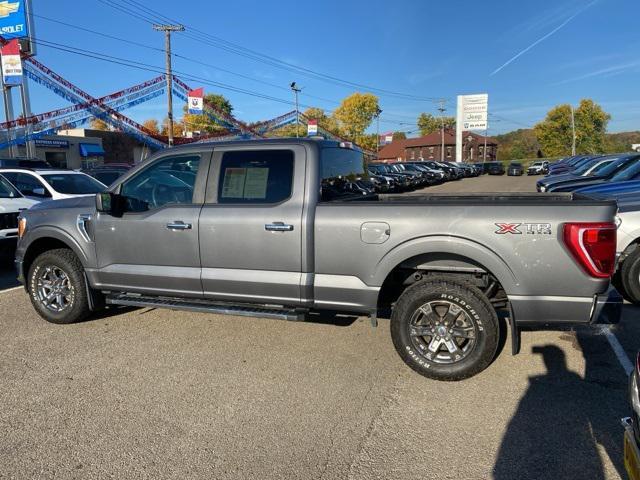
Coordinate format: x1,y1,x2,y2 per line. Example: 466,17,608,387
377,131,498,163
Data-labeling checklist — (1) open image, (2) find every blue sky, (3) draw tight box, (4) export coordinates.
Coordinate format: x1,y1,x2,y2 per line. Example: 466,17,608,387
24,0,640,135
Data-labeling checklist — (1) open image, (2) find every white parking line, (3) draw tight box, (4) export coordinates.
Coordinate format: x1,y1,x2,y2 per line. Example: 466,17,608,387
0,286,23,294
599,325,634,376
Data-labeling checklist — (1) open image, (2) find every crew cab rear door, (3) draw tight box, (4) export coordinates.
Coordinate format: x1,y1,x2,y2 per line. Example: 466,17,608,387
199,144,306,305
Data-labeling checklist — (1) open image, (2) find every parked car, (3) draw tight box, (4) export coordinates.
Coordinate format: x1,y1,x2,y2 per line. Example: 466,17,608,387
15,138,622,382
0,174,38,252
0,157,52,169
82,165,131,188
622,353,640,480
576,179,640,196
507,162,524,176
538,154,640,192
536,156,620,192
485,162,505,175
527,161,549,175
612,196,640,304
547,155,595,176
0,169,107,200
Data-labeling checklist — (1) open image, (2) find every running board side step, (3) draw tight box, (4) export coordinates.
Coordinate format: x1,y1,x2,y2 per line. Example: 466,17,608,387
106,294,306,321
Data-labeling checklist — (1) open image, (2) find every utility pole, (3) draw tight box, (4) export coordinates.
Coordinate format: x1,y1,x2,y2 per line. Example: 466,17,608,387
483,128,488,162
290,82,301,137
153,24,184,147
1,75,18,158
375,107,382,154
437,99,446,161
570,105,576,155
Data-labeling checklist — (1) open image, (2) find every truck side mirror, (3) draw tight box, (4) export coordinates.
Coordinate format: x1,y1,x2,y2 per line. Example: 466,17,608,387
96,192,114,214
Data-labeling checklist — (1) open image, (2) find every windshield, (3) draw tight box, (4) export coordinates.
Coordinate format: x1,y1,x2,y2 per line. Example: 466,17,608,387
596,156,629,176
0,174,21,198
41,173,106,194
586,160,614,176
574,158,602,175
611,159,640,182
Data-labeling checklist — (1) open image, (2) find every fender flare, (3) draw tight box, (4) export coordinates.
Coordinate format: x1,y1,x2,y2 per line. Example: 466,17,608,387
371,234,519,293
25,226,91,267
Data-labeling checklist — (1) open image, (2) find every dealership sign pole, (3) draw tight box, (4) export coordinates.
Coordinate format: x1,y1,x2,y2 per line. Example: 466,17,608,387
456,93,488,162
0,0,35,158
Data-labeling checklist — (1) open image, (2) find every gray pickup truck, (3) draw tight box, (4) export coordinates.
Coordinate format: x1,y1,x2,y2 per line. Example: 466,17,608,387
14,138,622,380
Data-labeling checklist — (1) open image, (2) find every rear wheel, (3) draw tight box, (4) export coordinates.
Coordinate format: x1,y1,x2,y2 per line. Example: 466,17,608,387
28,248,92,324
390,277,499,381
621,248,640,305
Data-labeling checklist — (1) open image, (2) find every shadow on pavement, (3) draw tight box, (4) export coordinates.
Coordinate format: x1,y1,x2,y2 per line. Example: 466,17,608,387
493,344,623,480
0,246,18,291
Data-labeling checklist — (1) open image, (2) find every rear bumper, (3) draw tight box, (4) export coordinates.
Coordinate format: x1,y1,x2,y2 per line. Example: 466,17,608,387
510,286,623,326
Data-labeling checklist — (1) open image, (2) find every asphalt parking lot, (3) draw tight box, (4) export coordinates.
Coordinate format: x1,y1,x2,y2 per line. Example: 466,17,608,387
0,173,637,479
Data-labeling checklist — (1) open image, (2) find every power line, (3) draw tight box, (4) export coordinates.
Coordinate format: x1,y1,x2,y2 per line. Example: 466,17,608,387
95,0,446,103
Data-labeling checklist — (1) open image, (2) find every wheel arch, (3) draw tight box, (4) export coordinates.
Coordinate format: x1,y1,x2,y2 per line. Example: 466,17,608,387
373,235,518,298
22,228,89,289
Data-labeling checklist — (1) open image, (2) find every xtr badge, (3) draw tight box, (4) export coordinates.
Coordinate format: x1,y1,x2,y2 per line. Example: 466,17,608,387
495,223,552,235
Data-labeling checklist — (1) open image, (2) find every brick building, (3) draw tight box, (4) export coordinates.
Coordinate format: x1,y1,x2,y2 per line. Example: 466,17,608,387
377,131,498,163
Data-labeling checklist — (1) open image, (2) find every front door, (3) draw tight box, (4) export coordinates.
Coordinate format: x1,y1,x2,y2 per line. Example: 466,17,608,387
198,145,306,305
92,151,210,297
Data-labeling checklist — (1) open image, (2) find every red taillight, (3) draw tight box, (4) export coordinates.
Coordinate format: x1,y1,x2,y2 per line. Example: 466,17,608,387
563,222,616,278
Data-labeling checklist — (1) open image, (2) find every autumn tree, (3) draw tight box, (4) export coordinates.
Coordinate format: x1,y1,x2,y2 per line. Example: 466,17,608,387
333,93,380,143
161,117,185,138
417,113,455,136
182,93,233,134
392,131,407,141
534,99,611,157
142,119,160,135
90,118,109,131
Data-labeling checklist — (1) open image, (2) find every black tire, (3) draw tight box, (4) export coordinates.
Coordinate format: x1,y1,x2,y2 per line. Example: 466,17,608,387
620,247,640,305
27,248,91,324
390,277,499,381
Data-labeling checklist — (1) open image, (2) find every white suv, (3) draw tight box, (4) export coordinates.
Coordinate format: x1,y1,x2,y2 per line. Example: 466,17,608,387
0,169,107,201
0,174,38,246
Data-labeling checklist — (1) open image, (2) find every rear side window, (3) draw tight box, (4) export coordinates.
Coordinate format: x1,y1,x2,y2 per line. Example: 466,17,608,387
217,150,294,204
2,172,51,198
320,147,370,202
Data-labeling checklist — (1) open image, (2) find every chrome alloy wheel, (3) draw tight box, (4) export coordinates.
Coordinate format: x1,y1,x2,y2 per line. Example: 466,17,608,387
35,265,74,313
408,300,478,364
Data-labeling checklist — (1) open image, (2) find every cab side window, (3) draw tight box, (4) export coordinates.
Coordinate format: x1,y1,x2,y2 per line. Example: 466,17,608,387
120,155,200,211
217,150,294,204
2,172,51,198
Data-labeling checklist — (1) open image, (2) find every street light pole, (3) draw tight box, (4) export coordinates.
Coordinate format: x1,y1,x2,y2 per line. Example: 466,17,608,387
375,107,382,155
153,24,184,147
570,105,576,155
290,82,301,137
438,99,446,161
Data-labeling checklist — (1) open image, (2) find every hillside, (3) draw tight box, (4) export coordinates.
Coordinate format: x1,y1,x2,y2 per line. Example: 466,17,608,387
495,129,640,160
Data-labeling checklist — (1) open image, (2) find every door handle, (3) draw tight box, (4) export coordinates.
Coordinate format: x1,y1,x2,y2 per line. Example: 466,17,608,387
166,221,192,230
265,222,294,232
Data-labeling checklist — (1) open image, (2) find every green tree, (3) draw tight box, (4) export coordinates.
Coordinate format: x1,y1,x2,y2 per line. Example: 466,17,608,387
534,99,611,157
333,93,379,141
417,113,455,136
392,131,407,141
183,93,233,134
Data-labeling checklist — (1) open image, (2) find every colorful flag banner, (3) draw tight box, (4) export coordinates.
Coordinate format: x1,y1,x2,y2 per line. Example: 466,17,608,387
1,38,22,85
188,87,204,114
307,119,318,136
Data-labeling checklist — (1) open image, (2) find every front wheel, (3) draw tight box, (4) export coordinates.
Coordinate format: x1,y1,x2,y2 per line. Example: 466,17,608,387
390,277,499,381
28,248,92,324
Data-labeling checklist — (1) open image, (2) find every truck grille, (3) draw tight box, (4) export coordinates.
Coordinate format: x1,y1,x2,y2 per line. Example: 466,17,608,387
0,212,20,230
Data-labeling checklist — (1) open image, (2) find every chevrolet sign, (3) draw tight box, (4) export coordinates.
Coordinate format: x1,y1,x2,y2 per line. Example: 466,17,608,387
0,0,27,40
